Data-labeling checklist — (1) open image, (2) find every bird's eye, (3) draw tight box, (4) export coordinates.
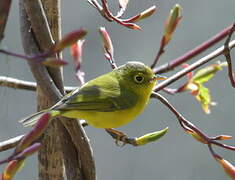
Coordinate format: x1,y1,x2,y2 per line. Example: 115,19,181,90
134,74,144,83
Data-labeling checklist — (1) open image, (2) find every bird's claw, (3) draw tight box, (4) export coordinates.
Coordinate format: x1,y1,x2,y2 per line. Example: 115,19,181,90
105,128,128,147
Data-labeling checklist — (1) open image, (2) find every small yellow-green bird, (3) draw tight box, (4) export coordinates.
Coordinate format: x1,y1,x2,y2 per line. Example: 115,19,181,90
20,61,163,128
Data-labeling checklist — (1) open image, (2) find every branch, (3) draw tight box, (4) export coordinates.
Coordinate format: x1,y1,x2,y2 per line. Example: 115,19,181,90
105,127,168,147
105,128,136,146
0,76,36,91
0,135,24,152
19,1,96,180
0,76,75,92
22,0,64,92
23,0,54,51
223,25,235,87
154,23,235,74
20,1,62,102
154,39,235,92
0,120,88,153
151,92,235,151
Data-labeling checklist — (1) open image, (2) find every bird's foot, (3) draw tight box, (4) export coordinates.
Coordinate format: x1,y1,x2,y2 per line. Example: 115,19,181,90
105,128,135,147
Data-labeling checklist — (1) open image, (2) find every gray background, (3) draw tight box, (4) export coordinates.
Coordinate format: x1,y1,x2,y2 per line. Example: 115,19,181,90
0,0,235,179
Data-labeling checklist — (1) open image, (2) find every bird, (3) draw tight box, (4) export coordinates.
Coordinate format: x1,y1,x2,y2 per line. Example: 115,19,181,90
20,61,164,129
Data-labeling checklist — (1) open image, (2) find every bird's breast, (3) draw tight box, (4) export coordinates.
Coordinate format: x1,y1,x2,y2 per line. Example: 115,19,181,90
62,96,149,128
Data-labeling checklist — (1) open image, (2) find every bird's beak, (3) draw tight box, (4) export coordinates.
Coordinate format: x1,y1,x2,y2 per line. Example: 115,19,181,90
151,74,167,82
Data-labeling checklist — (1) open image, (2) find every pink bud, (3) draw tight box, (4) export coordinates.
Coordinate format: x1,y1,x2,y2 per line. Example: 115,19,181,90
13,143,42,160
53,29,87,53
70,40,85,71
99,27,114,60
2,160,25,180
14,113,51,154
216,157,235,179
164,4,182,45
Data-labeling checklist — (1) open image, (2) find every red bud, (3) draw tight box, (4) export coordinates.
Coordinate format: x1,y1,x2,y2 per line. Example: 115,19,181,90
53,29,87,53
15,113,51,154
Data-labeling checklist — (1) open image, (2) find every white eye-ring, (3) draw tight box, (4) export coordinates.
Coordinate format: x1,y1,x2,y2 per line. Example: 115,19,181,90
134,74,144,83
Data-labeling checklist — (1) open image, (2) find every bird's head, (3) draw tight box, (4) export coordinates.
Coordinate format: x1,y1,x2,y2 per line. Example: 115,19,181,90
116,61,165,94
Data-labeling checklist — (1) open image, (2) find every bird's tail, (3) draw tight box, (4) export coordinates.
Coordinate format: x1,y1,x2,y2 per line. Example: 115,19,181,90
19,109,60,127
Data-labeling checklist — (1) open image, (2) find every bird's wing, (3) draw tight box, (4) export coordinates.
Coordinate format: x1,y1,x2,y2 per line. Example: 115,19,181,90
53,75,138,112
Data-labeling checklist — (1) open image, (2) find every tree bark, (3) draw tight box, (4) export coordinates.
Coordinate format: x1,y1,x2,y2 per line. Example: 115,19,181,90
19,0,96,179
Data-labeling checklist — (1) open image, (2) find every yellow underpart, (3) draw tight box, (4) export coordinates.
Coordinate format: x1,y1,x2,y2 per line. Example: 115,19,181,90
61,95,148,128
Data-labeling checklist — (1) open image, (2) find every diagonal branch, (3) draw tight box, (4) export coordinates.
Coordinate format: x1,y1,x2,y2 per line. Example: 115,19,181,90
0,135,24,152
154,39,235,92
151,92,235,151
154,23,235,74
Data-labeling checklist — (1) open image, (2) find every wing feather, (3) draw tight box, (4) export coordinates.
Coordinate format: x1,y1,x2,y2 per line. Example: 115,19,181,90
53,74,138,112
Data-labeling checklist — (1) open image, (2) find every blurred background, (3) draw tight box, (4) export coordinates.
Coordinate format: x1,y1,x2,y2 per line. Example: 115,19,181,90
0,0,235,179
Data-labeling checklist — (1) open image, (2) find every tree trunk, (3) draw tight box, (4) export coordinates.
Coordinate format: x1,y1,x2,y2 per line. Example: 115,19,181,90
19,0,96,179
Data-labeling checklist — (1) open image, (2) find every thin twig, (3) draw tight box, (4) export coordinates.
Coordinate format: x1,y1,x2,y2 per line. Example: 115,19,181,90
151,92,235,152
100,0,141,30
153,39,235,92
0,135,24,152
154,23,235,74
0,49,37,61
151,37,165,69
0,76,75,92
87,0,112,21
0,76,37,91
223,23,235,87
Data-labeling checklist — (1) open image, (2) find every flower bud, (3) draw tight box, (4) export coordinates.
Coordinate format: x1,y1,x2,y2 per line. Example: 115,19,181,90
135,127,168,146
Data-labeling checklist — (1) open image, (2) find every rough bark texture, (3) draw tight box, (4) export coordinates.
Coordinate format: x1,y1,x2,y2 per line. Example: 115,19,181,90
19,0,96,179
19,2,64,179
